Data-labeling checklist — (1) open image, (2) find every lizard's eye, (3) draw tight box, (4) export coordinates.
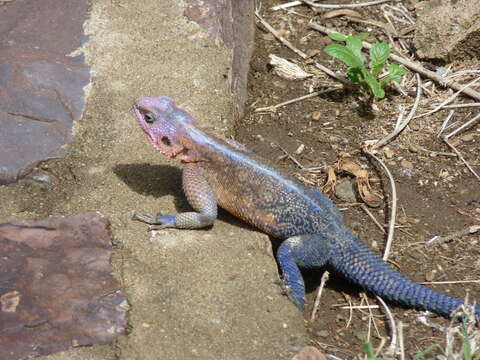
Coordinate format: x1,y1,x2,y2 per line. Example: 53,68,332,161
144,112,155,123
161,136,171,147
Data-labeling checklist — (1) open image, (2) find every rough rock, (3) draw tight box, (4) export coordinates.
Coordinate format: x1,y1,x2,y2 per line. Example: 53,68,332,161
293,346,327,360
184,0,255,119
0,212,127,360
0,0,90,185
413,0,480,61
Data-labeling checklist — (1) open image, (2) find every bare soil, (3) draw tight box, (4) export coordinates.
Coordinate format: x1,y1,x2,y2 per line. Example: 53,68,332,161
236,1,480,357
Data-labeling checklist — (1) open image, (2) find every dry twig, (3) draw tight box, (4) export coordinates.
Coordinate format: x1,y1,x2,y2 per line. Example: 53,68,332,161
442,112,480,181
426,225,480,246
372,74,422,149
302,0,399,9
375,295,397,357
310,271,330,323
363,150,397,262
255,11,350,84
360,204,386,234
445,112,480,139
440,102,480,109
415,77,480,119
254,87,341,113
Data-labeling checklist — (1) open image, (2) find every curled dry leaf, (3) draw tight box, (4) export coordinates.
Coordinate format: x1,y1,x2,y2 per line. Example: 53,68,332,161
323,158,382,207
322,165,337,196
269,54,313,80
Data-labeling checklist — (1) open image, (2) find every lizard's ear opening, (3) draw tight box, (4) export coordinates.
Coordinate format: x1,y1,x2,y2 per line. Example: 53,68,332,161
161,136,171,147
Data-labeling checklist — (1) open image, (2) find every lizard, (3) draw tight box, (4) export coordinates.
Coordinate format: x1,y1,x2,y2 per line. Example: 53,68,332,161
132,95,480,320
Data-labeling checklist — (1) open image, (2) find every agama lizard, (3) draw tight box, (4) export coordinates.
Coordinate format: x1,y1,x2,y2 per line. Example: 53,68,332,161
132,96,479,319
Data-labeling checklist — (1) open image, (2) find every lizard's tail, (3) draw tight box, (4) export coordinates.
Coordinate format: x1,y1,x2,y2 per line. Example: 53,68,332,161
329,231,480,319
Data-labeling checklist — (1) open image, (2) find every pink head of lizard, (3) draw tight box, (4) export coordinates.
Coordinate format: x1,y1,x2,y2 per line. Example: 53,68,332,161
133,96,199,161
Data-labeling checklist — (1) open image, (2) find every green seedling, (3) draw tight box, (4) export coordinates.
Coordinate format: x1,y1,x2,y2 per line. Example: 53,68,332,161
324,32,408,99
363,341,387,360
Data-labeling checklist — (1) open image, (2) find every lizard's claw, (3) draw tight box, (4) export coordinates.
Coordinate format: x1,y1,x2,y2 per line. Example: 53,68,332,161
132,212,158,224
132,212,177,229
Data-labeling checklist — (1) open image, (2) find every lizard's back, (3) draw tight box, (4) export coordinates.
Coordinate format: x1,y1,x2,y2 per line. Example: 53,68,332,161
195,135,342,239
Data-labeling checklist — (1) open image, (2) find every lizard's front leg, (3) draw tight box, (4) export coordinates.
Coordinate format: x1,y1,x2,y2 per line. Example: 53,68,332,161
133,163,218,229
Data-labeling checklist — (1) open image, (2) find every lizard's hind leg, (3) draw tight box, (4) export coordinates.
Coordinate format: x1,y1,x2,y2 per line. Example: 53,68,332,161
276,234,332,310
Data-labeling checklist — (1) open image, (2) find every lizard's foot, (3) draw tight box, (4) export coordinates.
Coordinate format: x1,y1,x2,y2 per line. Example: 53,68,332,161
132,212,157,224
132,212,177,229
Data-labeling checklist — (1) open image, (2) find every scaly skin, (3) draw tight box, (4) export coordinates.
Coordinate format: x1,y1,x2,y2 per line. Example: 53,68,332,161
133,96,479,319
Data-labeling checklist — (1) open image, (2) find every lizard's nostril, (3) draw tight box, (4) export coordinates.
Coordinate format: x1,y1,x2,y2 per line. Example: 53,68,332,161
161,136,171,146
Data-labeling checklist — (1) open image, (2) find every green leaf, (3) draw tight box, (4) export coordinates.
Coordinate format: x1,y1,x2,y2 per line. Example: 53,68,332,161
413,344,445,359
369,42,390,76
362,341,387,360
363,342,375,358
364,70,385,99
380,63,408,88
462,321,473,360
346,68,363,84
370,42,390,66
345,33,368,64
324,44,363,68
328,32,348,42
352,32,370,41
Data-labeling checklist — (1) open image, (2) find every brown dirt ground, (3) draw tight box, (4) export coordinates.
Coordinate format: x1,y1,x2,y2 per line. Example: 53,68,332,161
235,1,480,358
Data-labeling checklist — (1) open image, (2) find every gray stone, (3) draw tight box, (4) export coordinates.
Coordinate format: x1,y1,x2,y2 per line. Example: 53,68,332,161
335,180,357,203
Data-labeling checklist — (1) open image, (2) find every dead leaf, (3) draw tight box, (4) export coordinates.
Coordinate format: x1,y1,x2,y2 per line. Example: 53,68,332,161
322,166,337,196
261,33,275,41
337,158,382,207
269,54,313,80
324,158,382,207
323,9,362,19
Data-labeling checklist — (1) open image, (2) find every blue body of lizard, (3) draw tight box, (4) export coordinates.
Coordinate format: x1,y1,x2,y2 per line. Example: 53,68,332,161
133,96,479,319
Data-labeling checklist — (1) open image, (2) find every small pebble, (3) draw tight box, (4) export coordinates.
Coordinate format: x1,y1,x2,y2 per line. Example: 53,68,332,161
311,111,322,121
383,147,394,159
273,80,287,89
400,159,414,169
410,123,420,131
425,270,436,282
409,144,420,153
25,170,56,186
334,180,357,203
295,144,305,155
354,331,367,341
461,134,474,142
317,330,329,338
306,49,321,57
